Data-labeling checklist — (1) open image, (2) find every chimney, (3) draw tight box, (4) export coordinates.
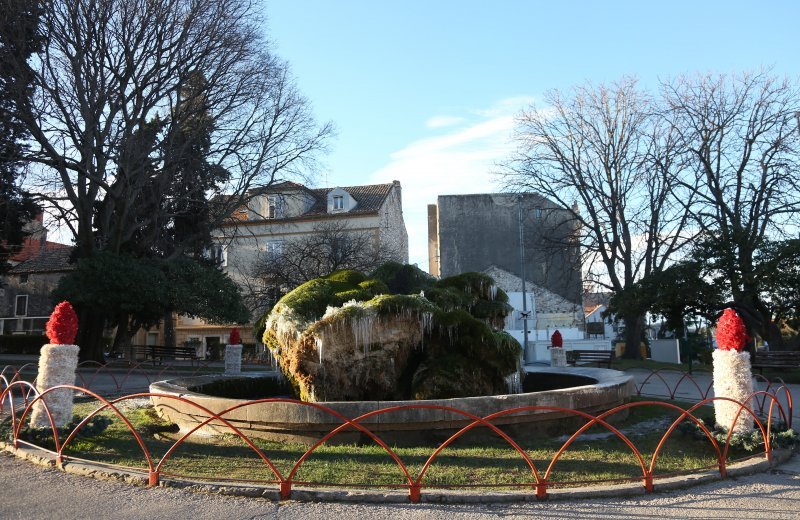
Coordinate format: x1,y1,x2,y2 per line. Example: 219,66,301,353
392,180,402,206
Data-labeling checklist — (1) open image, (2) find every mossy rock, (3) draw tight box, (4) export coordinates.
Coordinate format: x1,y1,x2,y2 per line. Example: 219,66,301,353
262,264,520,402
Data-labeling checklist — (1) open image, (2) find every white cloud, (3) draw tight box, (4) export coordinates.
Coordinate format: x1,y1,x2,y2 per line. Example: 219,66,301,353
424,115,465,129
370,97,534,270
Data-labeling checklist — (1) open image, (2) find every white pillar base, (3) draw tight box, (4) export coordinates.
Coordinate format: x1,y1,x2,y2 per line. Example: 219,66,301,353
225,344,243,374
30,344,79,429
712,349,754,434
550,348,566,367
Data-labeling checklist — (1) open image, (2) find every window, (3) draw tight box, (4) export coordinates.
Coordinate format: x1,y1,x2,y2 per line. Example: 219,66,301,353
267,196,284,219
19,274,29,284
333,195,344,210
534,207,543,219
15,295,28,317
146,332,159,346
266,240,283,257
207,244,228,267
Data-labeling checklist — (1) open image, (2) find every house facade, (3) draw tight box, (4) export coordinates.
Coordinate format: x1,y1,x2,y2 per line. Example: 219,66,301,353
143,180,409,349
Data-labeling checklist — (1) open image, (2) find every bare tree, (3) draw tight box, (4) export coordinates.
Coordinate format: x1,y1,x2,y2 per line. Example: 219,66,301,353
662,71,800,344
503,78,695,358
244,220,401,313
3,0,331,360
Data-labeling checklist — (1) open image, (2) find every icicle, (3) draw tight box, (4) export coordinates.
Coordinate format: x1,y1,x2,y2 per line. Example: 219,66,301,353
315,335,324,365
350,313,376,356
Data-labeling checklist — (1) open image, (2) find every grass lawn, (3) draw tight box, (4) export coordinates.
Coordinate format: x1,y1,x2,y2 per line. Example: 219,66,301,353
5,397,759,490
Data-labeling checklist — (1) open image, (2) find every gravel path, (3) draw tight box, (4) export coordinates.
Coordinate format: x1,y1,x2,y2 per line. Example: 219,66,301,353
2,451,800,519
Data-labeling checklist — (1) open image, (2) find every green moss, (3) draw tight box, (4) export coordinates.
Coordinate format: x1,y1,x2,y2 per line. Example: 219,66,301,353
489,331,523,375
471,299,514,321
278,279,339,322
369,294,438,317
358,279,389,296
434,272,496,300
307,303,369,333
370,262,434,294
334,288,372,303
494,287,509,303
424,286,476,312
326,269,367,285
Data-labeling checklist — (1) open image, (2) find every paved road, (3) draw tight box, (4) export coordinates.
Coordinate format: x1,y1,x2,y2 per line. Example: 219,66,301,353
2,451,800,519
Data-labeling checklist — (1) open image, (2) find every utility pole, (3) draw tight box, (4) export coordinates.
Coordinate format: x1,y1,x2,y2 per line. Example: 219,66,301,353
518,196,530,362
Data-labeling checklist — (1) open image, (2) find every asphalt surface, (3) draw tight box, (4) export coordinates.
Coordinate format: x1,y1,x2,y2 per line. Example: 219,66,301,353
2,450,800,519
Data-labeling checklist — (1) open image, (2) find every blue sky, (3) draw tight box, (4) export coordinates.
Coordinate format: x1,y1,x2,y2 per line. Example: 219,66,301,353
264,0,800,267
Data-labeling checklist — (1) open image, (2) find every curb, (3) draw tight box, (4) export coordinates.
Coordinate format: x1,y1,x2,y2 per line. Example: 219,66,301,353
1,440,794,504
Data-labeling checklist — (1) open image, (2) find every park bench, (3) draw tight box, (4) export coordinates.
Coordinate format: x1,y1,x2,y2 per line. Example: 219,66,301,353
566,349,616,368
130,344,199,366
752,351,800,373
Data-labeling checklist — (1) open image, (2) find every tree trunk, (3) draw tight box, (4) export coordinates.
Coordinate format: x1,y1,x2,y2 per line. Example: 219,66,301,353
163,311,176,348
112,313,132,353
76,309,106,363
622,311,644,360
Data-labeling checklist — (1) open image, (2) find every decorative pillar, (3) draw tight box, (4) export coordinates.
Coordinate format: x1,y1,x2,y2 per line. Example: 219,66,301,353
712,308,754,434
224,327,243,375
30,302,80,429
550,329,566,367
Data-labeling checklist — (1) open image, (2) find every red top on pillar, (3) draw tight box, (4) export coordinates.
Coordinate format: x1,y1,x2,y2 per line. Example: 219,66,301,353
715,308,748,352
229,327,241,345
46,301,79,345
551,329,563,348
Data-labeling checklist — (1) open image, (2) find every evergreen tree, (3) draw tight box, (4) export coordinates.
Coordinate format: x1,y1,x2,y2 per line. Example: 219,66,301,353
0,0,41,272
162,72,228,258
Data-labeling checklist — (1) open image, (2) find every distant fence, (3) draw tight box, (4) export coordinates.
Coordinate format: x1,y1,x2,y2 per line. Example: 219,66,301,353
632,368,793,426
0,375,792,502
0,360,233,398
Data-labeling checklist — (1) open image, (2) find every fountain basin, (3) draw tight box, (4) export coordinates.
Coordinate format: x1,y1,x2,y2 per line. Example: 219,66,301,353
149,367,634,445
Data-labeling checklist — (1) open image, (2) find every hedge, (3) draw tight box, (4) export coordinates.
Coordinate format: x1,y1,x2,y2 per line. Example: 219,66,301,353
0,334,49,355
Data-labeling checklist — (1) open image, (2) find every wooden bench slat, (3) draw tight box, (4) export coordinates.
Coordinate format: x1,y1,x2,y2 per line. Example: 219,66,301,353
752,351,800,371
129,344,198,366
566,349,615,368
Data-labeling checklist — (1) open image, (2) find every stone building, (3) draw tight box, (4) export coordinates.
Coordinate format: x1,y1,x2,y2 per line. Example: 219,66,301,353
139,180,409,349
0,248,74,335
428,193,582,304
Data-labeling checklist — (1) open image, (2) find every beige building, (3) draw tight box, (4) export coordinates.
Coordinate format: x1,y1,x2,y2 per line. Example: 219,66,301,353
138,181,409,350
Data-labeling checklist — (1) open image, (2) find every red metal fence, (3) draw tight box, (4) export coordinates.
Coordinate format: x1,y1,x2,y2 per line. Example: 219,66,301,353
1,374,792,502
